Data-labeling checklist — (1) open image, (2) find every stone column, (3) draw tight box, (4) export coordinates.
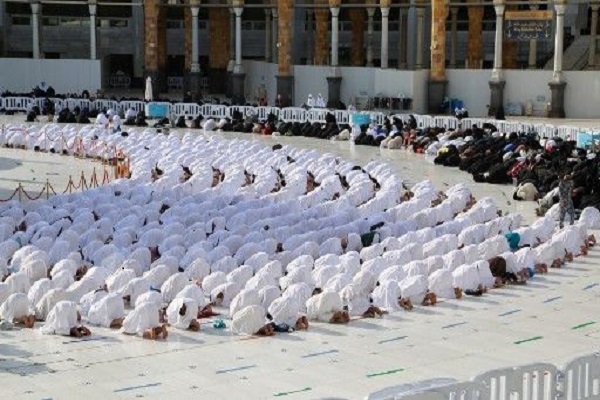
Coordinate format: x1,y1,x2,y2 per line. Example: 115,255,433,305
449,7,458,68
89,2,97,60
190,7,199,72
144,0,167,93
305,9,314,64
589,3,599,68
276,0,294,107
227,8,235,97
380,6,390,69
427,0,448,113
491,2,504,81
272,7,278,62
30,1,41,59
528,5,538,69
415,6,425,70
327,1,342,108
467,3,483,69
399,7,408,69
549,1,567,118
314,2,329,65
189,4,201,100
366,7,375,66
349,8,365,66
232,4,246,104
265,9,272,62
489,1,505,118
330,6,340,67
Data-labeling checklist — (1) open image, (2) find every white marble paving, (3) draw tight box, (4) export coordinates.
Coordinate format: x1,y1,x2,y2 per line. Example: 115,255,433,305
0,115,599,399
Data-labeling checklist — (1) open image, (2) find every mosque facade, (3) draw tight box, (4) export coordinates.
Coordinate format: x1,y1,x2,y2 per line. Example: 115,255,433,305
0,0,597,117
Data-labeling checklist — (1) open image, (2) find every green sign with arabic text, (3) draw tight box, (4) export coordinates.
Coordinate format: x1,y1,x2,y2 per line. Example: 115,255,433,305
505,10,553,41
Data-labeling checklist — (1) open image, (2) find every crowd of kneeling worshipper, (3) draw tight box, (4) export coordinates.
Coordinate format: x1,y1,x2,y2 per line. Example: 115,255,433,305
0,123,599,339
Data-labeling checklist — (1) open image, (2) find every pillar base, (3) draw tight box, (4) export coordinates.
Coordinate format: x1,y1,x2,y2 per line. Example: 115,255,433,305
145,69,167,96
326,76,343,109
187,71,202,101
231,72,246,105
276,75,294,108
427,79,447,114
225,70,233,98
207,69,227,96
488,80,506,119
548,81,566,119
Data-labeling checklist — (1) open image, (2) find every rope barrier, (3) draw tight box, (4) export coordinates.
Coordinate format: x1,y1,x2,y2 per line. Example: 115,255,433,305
0,170,110,202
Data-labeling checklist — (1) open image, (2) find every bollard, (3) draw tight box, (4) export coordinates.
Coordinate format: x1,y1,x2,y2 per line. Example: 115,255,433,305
17,183,22,202
45,179,50,200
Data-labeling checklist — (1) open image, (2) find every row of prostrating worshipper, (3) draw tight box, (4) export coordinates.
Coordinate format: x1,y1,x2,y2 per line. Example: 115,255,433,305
0,123,600,338
14,91,600,220
398,123,600,215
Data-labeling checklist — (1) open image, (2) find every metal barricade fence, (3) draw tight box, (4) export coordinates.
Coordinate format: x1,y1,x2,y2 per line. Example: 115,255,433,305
172,103,201,118
228,105,256,118
561,353,600,400
119,101,145,114
255,106,280,121
307,108,330,123
93,99,119,112
65,98,92,112
4,97,33,112
370,112,387,126
433,116,459,130
202,104,228,119
369,360,571,400
34,97,64,113
391,113,413,125
336,110,351,125
474,363,558,400
2,98,595,147
280,107,308,123
557,125,579,141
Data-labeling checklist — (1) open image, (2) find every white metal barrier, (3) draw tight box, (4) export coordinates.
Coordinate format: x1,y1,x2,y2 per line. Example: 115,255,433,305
172,103,201,118
202,104,228,119
33,97,64,113
369,358,591,400
474,363,558,400
336,110,351,125
370,112,387,126
0,97,594,145
119,101,145,114
65,98,92,112
228,105,256,118
307,108,330,123
255,106,280,121
3,97,33,112
387,382,482,400
561,353,600,400
432,116,459,130
93,99,119,112
280,107,308,123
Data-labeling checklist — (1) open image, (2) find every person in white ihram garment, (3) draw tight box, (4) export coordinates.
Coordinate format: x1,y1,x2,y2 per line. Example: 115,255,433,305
40,300,91,337
122,301,168,340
